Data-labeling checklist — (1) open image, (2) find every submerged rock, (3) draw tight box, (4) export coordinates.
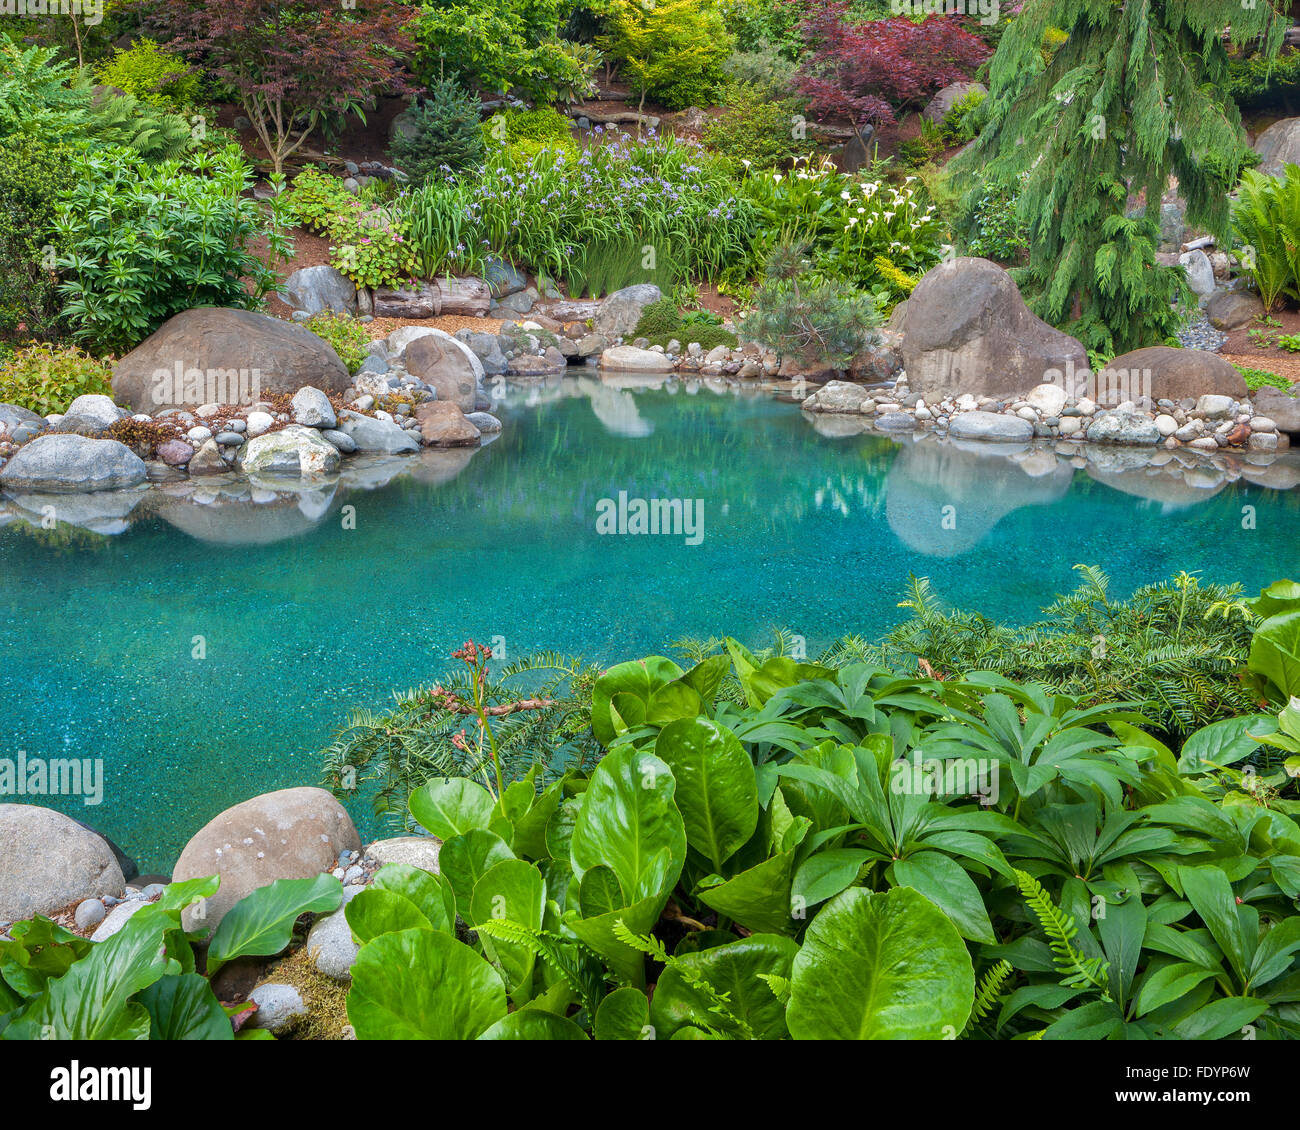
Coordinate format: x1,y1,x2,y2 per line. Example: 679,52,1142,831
0,434,146,492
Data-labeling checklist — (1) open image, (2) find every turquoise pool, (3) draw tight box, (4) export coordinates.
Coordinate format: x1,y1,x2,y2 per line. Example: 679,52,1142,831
2,377,1297,870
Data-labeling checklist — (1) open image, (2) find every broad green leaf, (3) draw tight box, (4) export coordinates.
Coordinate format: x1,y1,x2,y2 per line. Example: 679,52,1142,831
578,864,625,918
1250,609,1300,701
787,887,974,1040
1179,715,1276,772
700,850,798,935
591,657,684,744
892,851,995,944
512,778,566,860
470,860,546,995
1178,866,1250,985
649,934,798,1040
477,1010,588,1040
792,848,869,908
5,910,170,1040
441,829,514,923
570,744,686,905
655,717,758,871
595,986,652,1041
345,888,433,944
347,928,506,1039
207,874,342,975
137,973,232,1040
544,797,581,863
566,895,662,986
370,863,457,934
1170,996,1270,1040
1135,963,1221,1017
409,777,496,841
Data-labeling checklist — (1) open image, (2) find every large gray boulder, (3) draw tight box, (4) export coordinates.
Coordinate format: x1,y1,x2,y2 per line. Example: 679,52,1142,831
1254,386,1300,434
801,381,873,413
1253,117,1300,177
404,330,483,411
948,411,1033,442
599,345,674,373
336,410,420,454
284,265,357,316
238,424,342,477
51,394,128,435
900,258,1088,401
172,786,360,936
1205,290,1265,331
1086,406,1161,446
0,805,126,921
0,434,146,493
594,284,662,337
922,81,986,123
112,308,350,412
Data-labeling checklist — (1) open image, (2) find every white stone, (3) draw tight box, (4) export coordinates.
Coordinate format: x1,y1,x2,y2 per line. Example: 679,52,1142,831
1155,413,1178,436
1025,383,1068,417
245,411,275,437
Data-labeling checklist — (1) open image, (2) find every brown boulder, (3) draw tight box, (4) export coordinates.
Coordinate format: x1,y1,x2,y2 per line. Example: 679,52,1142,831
1102,347,1247,404
900,258,1088,401
1205,290,1264,331
112,308,349,413
415,400,482,447
404,330,482,411
172,786,359,936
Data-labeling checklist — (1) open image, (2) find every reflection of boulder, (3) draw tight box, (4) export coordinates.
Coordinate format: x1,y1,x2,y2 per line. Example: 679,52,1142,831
885,438,1073,557
4,487,147,535
337,454,418,493
153,493,325,545
1086,464,1224,510
572,376,654,438
408,448,476,485
1241,453,1300,491
802,410,871,439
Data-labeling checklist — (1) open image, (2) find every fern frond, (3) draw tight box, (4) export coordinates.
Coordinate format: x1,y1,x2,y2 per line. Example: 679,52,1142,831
962,960,1013,1037
1014,869,1111,999
476,918,607,1017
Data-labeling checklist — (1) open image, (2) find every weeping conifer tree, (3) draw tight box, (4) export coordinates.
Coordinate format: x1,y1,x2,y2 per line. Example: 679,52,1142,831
957,0,1285,357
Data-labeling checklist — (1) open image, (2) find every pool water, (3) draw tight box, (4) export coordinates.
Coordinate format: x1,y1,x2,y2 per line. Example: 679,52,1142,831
2,377,1297,871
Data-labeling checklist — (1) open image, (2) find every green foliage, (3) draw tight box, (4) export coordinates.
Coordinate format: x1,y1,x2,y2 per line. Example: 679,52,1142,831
310,575,1300,1040
0,875,341,1040
0,136,76,343
0,34,195,163
702,83,811,177
963,174,1029,262
0,343,113,415
1247,579,1300,704
721,45,800,100
833,567,1261,741
1234,366,1293,393
95,39,199,112
1233,166,1300,313
600,0,733,111
740,246,881,366
451,132,754,291
302,312,370,375
936,87,986,145
633,298,737,350
53,145,291,355
1226,46,1300,110
740,156,948,297
413,0,586,104
483,106,575,149
391,79,486,186
283,166,417,291
959,0,1280,355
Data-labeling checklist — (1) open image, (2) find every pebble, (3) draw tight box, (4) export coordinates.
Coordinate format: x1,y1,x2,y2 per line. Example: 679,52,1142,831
74,898,106,930
1176,310,1228,352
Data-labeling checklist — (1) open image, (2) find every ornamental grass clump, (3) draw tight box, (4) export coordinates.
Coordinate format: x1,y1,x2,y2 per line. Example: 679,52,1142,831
454,130,756,293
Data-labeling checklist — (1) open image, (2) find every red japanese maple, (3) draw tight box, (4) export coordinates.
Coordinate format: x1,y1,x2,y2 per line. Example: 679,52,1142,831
794,7,991,132
142,0,417,175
